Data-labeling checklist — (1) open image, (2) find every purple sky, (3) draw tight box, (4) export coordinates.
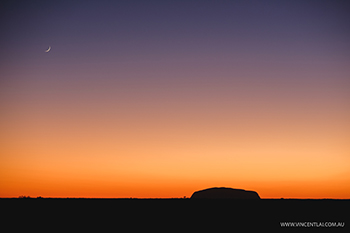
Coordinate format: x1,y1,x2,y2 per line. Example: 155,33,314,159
1,0,350,198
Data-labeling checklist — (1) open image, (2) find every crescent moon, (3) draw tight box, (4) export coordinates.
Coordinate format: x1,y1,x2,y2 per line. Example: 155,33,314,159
45,46,51,53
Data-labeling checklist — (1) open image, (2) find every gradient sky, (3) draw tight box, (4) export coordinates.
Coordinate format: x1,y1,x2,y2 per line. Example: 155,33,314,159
1,0,350,198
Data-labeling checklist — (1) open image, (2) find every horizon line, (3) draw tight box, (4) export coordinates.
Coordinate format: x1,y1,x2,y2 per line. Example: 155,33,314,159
1,197,350,200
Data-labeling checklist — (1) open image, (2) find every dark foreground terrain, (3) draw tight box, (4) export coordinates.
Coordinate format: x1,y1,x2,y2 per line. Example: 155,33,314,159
1,198,349,231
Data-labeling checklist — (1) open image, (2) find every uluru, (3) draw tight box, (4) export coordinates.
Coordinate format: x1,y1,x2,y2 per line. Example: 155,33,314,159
190,187,260,199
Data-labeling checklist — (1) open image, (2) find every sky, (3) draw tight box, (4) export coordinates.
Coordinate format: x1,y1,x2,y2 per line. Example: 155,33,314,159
1,0,350,198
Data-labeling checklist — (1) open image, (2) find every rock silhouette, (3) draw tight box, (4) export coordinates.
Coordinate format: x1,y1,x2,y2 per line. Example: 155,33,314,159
191,187,260,199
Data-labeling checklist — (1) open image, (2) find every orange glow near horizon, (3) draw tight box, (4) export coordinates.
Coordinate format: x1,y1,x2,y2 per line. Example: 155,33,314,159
1,88,350,198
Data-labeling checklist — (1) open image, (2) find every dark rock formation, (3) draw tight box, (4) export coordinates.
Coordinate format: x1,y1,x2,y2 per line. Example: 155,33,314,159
190,187,260,199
